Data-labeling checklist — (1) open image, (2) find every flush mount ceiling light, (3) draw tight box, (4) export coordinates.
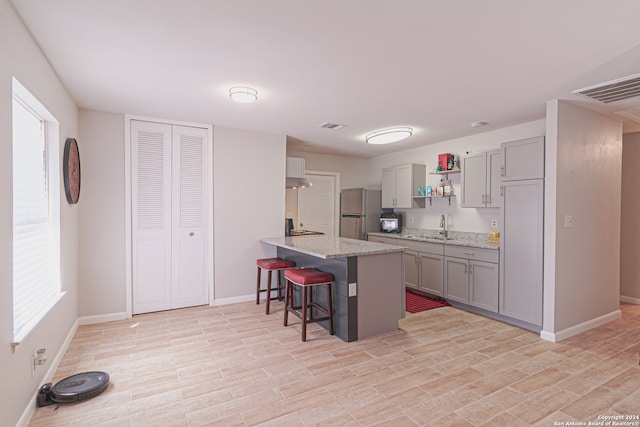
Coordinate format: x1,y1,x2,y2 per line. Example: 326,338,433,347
229,86,258,103
365,127,413,145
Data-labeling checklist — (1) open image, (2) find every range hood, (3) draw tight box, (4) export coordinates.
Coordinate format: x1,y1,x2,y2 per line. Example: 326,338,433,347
286,157,312,189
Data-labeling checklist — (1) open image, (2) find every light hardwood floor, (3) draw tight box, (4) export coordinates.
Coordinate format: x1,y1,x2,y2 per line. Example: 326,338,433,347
29,302,640,426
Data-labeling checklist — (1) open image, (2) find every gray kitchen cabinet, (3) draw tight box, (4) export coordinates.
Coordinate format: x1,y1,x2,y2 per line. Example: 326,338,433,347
499,178,544,326
469,260,499,312
501,136,544,181
444,256,469,303
410,240,444,297
368,235,443,296
381,168,398,208
499,136,544,327
381,164,426,208
461,149,501,208
444,245,499,312
404,250,419,291
419,252,444,296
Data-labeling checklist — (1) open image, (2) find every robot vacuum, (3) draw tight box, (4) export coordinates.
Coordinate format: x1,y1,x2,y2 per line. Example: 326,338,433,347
37,371,109,407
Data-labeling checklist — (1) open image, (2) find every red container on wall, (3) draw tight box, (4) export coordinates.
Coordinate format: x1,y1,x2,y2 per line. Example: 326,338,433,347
438,153,453,170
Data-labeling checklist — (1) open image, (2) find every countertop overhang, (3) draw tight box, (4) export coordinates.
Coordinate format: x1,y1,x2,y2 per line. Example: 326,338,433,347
261,235,407,259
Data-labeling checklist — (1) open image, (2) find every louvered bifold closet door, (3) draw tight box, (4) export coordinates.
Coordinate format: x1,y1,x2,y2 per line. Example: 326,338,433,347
171,125,208,309
131,120,173,314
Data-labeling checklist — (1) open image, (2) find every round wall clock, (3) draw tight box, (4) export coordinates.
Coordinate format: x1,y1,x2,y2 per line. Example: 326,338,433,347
63,137,81,204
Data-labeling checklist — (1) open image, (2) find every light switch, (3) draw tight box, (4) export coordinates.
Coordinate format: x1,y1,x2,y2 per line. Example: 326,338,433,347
348,282,357,297
564,215,573,228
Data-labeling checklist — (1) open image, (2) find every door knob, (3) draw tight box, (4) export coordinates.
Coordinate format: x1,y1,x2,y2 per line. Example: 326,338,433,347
189,232,194,236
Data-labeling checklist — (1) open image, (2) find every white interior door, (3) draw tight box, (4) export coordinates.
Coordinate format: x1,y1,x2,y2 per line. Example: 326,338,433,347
298,173,336,235
132,120,209,314
171,125,208,309
132,121,173,313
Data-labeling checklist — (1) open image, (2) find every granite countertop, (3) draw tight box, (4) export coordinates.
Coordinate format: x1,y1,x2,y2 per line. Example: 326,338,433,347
261,235,408,259
368,229,499,250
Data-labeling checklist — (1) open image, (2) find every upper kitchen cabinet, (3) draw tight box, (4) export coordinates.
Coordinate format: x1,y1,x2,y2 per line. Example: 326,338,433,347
501,136,544,181
461,149,501,208
381,164,426,208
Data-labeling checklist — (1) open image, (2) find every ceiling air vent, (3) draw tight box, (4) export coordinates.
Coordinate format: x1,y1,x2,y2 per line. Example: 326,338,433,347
573,73,640,103
318,122,346,130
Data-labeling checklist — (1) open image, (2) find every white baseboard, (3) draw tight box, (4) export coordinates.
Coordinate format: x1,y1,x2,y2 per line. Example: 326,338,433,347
16,300,261,426
540,309,622,342
620,295,640,305
77,312,127,326
212,294,255,306
16,318,80,427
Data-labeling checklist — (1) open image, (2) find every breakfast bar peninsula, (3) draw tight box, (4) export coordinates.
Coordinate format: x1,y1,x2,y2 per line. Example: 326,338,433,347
261,235,406,342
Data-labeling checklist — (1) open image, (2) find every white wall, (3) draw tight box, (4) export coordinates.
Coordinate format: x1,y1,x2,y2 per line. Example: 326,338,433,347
213,126,286,301
0,0,80,424
77,116,287,306
287,150,369,189
78,110,126,316
620,132,640,303
544,100,622,337
285,150,369,226
366,120,546,233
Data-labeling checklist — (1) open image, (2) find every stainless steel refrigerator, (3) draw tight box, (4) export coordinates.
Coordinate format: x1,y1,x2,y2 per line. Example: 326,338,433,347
339,188,382,240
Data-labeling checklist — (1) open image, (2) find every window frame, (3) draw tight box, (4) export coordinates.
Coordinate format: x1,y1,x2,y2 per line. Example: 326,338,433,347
11,77,63,347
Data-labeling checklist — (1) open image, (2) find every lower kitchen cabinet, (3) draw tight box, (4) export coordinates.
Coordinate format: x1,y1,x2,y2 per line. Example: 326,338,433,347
444,256,468,303
368,234,545,329
369,235,499,313
444,245,499,313
405,242,443,297
404,250,419,291
369,235,443,297
418,252,444,296
469,260,499,312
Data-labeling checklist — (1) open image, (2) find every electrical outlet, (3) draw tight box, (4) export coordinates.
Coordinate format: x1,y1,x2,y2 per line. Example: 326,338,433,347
409,216,414,224
564,215,573,228
491,219,497,228
348,282,357,297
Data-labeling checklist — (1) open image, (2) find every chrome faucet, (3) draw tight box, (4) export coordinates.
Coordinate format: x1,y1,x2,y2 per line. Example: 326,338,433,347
439,214,448,238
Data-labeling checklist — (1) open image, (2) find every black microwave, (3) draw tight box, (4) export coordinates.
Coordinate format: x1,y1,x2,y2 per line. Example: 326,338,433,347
380,213,401,233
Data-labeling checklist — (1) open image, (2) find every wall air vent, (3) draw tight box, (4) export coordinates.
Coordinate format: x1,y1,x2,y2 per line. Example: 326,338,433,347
318,122,346,130
573,73,640,103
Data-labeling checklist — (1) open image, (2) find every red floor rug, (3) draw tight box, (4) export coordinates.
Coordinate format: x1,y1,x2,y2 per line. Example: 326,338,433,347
406,290,450,313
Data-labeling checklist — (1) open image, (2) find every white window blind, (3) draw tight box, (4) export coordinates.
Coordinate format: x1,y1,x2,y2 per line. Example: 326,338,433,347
12,79,61,344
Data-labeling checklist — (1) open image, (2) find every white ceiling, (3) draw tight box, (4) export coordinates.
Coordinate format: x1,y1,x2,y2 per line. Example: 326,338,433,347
11,0,640,157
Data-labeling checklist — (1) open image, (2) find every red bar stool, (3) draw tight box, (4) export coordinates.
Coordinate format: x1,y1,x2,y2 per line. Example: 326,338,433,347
256,257,295,314
283,268,334,342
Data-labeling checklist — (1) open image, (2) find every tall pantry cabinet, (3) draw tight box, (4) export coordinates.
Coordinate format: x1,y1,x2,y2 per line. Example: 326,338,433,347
499,136,544,327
